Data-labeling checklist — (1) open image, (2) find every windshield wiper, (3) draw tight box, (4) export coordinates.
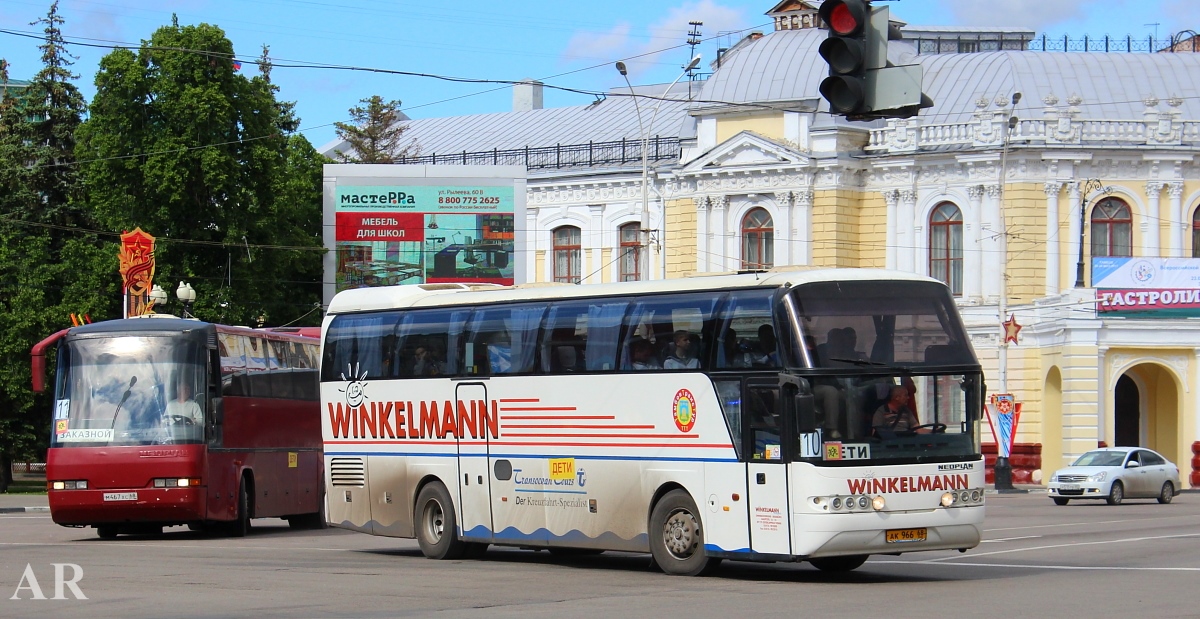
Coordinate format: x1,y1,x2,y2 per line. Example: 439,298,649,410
109,376,138,430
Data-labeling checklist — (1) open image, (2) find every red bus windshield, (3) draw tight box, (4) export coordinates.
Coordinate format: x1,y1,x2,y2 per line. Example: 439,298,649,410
53,334,206,447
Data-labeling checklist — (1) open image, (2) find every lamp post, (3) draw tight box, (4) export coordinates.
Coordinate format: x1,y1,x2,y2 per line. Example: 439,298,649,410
176,281,196,319
148,284,168,312
615,55,701,280
1074,178,1111,288
995,93,1019,491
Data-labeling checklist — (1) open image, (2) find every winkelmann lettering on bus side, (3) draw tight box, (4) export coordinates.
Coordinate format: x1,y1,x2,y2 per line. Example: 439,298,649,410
327,399,500,440
846,474,969,494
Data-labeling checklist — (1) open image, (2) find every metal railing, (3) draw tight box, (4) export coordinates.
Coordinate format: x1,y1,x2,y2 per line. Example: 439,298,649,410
909,33,1200,55
395,135,682,170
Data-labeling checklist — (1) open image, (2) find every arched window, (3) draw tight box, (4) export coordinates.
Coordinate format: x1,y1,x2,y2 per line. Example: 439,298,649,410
928,202,963,295
618,223,641,282
741,208,774,270
552,226,581,284
1192,208,1200,258
1090,198,1132,258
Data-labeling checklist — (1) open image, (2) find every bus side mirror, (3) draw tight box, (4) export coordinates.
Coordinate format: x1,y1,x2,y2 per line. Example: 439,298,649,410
795,394,816,434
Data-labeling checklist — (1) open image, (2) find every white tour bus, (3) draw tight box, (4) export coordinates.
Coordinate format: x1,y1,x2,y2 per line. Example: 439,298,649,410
320,269,985,575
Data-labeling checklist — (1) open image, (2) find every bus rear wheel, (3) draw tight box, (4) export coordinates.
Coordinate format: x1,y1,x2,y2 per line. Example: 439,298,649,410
809,555,868,572
649,490,718,576
415,482,467,560
96,526,118,539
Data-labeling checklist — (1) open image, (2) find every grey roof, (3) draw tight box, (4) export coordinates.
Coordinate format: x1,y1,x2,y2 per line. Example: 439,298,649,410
319,82,696,161
699,28,1200,123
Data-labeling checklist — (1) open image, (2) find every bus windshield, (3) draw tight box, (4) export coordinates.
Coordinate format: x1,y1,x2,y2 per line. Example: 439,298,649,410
52,335,206,447
784,280,982,464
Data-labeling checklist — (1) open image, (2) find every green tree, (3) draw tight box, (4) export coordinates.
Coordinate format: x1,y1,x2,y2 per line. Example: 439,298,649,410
77,22,324,327
0,3,111,491
333,95,418,163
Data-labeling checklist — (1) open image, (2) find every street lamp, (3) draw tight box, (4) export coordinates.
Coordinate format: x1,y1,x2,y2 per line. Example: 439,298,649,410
1074,178,1112,288
995,92,1019,492
176,281,197,319
148,284,168,311
615,54,702,280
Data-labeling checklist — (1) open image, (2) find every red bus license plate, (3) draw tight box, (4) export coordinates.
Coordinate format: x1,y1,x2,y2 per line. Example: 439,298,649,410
886,528,927,543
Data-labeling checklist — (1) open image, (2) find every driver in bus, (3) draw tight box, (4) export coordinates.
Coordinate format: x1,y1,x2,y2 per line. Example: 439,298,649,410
871,385,926,436
165,380,203,426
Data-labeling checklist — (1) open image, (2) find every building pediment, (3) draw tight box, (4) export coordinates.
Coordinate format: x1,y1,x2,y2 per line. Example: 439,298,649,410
680,131,810,174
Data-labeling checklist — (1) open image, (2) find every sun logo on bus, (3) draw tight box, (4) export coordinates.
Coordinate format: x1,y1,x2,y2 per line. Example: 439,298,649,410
672,389,697,433
338,363,369,408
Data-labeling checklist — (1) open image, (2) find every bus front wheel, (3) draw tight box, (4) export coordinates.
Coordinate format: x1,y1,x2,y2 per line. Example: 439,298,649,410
229,479,252,538
649,490,719,576
96,526,118,539
415,482,467,560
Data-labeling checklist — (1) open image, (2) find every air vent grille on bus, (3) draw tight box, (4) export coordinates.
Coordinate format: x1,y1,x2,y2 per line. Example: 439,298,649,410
329,457,366,487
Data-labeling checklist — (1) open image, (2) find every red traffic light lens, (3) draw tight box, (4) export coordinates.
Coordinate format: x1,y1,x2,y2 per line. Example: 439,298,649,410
828,4,859,35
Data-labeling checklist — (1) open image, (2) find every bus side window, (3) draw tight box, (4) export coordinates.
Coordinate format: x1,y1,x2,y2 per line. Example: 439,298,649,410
467,305,544,375
622,293,721,371
395,308,469,377
320,312,399,382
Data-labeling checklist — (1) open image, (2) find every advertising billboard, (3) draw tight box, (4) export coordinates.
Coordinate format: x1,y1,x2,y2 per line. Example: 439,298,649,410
323,165,526,306
1093,257,1200,317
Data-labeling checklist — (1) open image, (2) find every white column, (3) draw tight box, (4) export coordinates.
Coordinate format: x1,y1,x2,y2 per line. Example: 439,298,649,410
795,189,813,265
884,190,899,269
1044,182,1064,295
1144,182,1164,258
1067,182,1083,288
696,196,710,273
711,195,729,271
586,204,605,283
1169,182,1186,257
899,189,918,272
964,185,984,300
527,209,540,283
774,191,793,266
982,184,1002,302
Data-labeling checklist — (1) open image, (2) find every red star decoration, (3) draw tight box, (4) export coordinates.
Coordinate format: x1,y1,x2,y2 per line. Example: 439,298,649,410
1002,314,1022,344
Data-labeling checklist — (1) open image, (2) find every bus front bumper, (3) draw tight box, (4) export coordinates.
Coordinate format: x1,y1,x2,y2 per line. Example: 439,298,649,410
49,487,206,526
792,507,984,558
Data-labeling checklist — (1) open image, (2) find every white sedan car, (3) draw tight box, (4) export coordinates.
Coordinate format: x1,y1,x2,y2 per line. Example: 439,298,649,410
1047,447,1182,506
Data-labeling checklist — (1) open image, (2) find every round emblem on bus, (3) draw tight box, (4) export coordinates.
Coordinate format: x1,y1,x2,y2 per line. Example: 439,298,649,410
672,389,697,433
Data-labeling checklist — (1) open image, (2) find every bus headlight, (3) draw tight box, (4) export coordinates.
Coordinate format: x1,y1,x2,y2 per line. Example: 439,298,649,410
50,480,87,490
940,492,955,507
871,496,886,511
153,478,200,488
831,497,842,510
857,496,869,510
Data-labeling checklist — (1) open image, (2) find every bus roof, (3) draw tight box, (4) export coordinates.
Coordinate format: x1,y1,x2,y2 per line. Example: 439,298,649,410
65,318,318,342
326,268,943,315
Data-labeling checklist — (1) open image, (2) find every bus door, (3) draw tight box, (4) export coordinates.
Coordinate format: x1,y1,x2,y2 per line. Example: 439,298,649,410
454,382,493,541
743,378,792,555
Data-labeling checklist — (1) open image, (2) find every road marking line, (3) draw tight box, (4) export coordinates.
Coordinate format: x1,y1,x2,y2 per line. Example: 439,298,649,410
921,533,1200,562
876,560,1200,571
985,515,1200,532
981,536,1042,543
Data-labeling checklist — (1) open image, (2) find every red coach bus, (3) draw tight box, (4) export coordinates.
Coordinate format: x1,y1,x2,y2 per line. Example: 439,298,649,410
31,317,324,538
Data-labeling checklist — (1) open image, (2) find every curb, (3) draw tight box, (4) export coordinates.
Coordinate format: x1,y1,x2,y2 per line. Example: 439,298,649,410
0,507,50,514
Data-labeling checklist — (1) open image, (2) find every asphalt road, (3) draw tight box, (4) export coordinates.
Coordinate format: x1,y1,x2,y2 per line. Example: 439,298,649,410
1,491,1197,619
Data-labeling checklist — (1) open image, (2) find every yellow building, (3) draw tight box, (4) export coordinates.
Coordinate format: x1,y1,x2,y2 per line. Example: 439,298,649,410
322,3,1200,486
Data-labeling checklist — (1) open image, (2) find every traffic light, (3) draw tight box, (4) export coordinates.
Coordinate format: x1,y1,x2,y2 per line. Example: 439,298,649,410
817,0,933,120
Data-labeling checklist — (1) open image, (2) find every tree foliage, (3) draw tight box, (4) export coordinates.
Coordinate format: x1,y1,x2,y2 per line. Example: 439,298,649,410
0,2,112,490
77,23,324,327
333,95,418,163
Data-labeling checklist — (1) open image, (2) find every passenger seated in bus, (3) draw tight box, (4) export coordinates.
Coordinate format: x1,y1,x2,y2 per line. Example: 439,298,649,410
872,385,926,436
629,337,661,370
410,346,439,376
753,324,780,367
663,330,701,369
721,329,753,368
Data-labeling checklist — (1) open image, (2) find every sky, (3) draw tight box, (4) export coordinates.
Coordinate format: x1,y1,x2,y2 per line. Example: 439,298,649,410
1,0,1198,149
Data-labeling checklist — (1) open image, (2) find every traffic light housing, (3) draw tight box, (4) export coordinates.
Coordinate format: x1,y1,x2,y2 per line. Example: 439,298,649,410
817,0,933,120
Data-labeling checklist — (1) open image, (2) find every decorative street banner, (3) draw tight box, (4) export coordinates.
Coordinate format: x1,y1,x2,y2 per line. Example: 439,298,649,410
118,227,156,318
1094,258,1200,317
331,181,517,292
984,394,1021,459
